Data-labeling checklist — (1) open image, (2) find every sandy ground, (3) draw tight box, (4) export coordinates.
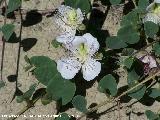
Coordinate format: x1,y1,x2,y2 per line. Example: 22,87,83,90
0,0,160,120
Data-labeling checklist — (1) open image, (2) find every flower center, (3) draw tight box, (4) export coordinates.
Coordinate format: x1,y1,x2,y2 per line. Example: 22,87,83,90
153,4,160,15
77,43,88,63
67,9,78,26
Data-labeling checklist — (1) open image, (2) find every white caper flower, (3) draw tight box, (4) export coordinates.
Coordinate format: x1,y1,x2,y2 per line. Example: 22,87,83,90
57,33,101,81
54,5,84,43
143,0,160,24
139,55,157,68
138,54,158,75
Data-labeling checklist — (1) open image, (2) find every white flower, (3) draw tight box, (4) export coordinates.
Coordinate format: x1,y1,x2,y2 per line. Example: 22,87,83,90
138,54,158,75
57,33,101,81
54,5,84,43
143,0,160,24
139,55,157,68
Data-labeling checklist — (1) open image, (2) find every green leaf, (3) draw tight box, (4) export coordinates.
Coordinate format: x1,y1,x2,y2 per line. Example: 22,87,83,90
47,74,76,105
31,56,76,105
41,93,52,105
55,113,70,120
16,83,37,103
145,110,159,120
30,56,57,85
144,21,159,38
30,56,54,67
121,11,139,26
16,96,24,103
72,95,87,113
24,55,31,64
1,24,15,41
127,69,139,85
128,84,146,100
23,83,37,99
64,0,91,14
98,74,117,96
118,25,140,44
106,36,127,49
7,0,21,14
51,40,62,48
0,81,5,90
109,0,121,5
153,42,160,56
34,65,57,86
138,0,149,12
149,88,160,98
124,57,134,69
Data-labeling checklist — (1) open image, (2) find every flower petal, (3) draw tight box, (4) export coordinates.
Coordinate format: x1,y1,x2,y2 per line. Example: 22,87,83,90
143,13,160,24
54,5,73,27
146,3,155,12
76,8,84,25
140,55,150,63
154,0,160,3
54,5,84,31
57,58,81,79
82,58,101,81
66,36,86,53
149,56,157,68
82,33,100,55
56,32,75,44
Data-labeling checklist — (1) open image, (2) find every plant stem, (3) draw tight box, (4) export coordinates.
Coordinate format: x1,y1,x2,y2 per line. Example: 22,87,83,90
78,71,160,120
132,0,137,8
0,0,7,82
8,95,41,120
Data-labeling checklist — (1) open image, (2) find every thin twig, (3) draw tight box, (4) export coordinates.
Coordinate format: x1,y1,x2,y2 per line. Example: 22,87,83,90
117,99,121,120
8,97,40,120
0,0,7,81
132,0,137,8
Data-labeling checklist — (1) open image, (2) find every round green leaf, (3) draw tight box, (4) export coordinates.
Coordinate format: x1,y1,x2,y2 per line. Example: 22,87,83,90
124,57,134,69
127,69,139,85
138,0,149,12
30,56,54,67
149,88,160,98
52,40,62,48
2,24,15,41
72,95,87,113
7,0,21,14
65,0,91,14
16,83,37,103
56,113,70,120
121,11,139,26
153,42,160,56
106,36,127,49
128,84,146,100
16,96,24,103
30,56,58,86
145,110,159,120
34,65,57,86
109,0,121,5
118,25,140,44
47,74,76,105
98,74,117,96
144,21,159,38
41,93,52,105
